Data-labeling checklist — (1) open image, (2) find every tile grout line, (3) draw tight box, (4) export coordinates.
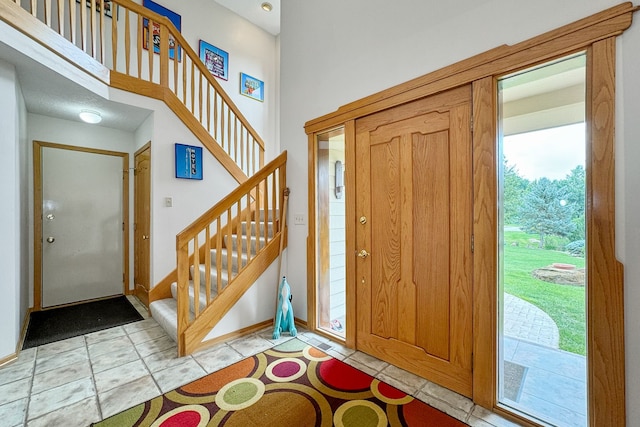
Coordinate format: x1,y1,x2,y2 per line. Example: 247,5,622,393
22,346,37,426
85,332,104,424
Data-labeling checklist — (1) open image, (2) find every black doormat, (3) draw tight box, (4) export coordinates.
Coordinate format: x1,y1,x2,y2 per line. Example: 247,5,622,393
23,295,144,349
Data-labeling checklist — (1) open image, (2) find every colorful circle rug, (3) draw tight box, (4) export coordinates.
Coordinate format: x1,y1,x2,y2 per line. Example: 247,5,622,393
93,338,468,426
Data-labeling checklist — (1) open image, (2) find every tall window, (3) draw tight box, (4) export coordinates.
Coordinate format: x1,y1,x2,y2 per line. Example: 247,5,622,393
497,54,587,426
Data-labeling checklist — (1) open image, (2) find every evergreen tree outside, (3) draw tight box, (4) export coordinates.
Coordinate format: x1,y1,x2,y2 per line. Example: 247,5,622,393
503,160,530,225
518,177,576,248
560,165,586,241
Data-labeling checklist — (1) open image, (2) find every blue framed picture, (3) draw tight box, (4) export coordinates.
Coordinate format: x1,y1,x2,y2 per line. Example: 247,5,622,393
240,72,264,102
142,0,181,60
199,40,229,80
175,144,203,180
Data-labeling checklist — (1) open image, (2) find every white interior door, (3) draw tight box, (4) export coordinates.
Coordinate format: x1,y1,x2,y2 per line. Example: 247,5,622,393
41,146,124,307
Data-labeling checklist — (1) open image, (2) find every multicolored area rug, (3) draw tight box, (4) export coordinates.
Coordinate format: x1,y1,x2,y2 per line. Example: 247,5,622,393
93,338,468,426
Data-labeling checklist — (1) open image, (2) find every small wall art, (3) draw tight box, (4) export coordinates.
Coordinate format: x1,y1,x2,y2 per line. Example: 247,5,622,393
76,0,113,18
175,143,203,180
199,40,229,80
240,72,264,102
142,0,181,60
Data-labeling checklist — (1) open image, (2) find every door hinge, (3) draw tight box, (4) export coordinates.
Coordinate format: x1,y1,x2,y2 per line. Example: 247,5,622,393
471,234,474,253
470,116,474,132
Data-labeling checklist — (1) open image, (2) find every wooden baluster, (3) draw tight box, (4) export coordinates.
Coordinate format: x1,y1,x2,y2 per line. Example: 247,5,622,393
159,23,168,87
259,148,264,175
199,75,203,123
69,0,77,46
206,85,211,132
255,183,261,247
90,0,97,59
204,225,211,304
193,233,200,317
57,0,64,36
99,0,105,63
182,49,187,103
190,61,195,114
79,0,87,52
263,176,269,245
44,0,51,27
227,107,231,156
245,193,253,263
226,209,232,289
137,14,143,78
173,40,178,93
271,172,277,244
234,117,238,166
176,242,189,356
240,126,246,173
213,91,218,140
30,0,36,16
236,200,242,275
111,1,118,71
148,19,154,82
220,103,225,150
216,219,222,296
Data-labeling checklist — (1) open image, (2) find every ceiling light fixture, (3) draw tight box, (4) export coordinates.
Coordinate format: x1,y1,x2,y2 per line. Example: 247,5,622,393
79,110,102,124
261,2,273,12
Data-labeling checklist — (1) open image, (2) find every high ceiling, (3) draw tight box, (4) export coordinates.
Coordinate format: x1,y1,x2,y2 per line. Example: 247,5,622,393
214,0,280,36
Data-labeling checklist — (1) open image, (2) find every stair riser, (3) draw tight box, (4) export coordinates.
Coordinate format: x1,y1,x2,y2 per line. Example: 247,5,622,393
241,221,274,237
225,235,266,253
210,248,247,273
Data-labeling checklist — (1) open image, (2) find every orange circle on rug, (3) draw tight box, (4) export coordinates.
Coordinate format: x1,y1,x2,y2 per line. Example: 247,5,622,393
222,391,318,426
318,359,372,391
181,357,257,394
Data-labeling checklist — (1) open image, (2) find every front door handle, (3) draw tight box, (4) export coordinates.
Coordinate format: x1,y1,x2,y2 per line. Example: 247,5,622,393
46,236,55,243
358,249,370,259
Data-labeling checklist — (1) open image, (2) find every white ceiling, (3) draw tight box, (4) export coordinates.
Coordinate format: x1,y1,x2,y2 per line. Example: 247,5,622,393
214,0,280,36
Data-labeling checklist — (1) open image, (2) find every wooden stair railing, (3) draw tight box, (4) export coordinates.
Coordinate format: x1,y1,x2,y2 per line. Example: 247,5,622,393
0,0,265,181
175,151,287,355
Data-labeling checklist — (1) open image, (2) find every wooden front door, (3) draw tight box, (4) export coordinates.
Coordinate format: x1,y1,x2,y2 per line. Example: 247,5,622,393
134,144,151,307
355,85,473,397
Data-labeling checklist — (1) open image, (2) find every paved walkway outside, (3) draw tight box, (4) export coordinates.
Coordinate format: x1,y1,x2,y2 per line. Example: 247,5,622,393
504,293,559,348
503,293,586,427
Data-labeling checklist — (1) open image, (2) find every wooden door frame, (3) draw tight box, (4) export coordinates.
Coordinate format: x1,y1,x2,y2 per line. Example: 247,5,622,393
305,4,636,426
134,142,151,307
33,140,130,310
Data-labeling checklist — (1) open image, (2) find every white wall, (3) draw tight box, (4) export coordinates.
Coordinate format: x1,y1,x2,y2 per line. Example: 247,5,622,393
0,60,28,361
279,0,640,424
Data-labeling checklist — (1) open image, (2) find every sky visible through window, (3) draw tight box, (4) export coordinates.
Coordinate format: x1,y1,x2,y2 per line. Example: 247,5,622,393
503,123,585,180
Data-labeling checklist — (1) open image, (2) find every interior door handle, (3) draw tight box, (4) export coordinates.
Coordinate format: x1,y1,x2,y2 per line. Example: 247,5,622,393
358,249,370,259
142,235,149,240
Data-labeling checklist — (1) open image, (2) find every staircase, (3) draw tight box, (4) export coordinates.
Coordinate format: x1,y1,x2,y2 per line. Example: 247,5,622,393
151,211,276,342
0,0,287,356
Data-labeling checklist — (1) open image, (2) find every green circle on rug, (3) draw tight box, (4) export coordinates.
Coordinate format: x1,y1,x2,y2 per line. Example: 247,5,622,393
334,400,387,427
215,378,265,410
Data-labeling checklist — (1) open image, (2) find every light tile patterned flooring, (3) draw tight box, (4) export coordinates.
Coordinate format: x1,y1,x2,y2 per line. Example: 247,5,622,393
0,297,520,427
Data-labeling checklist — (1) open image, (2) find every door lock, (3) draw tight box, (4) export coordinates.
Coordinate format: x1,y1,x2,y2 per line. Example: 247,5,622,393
46,236,55,243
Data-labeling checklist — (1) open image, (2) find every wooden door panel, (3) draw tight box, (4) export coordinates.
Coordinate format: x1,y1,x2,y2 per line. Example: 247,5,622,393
356,86,473,397
134,145,151,307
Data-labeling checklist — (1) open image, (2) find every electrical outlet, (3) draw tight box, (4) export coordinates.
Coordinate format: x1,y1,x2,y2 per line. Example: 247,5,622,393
293,214,305,225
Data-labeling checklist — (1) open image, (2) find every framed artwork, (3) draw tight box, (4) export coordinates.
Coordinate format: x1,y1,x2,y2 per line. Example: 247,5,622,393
142,0,181,60
240,73,264,102
76,0,113,18
199,40,229,80
175,144,203,180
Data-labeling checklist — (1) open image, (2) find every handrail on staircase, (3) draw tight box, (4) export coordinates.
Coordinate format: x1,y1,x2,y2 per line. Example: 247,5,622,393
1,0,265,178
175,151,287,355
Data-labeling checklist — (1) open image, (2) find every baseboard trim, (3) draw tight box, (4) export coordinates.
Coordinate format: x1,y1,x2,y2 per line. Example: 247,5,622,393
193,319,274,354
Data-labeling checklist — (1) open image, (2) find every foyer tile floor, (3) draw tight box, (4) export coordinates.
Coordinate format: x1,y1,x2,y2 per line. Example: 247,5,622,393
0,297,523,427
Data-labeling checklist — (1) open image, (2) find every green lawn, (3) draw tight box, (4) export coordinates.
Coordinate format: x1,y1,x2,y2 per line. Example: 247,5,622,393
503,231,586,355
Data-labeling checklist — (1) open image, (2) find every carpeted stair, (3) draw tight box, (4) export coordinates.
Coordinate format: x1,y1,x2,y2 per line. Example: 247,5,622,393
150,214,274,343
